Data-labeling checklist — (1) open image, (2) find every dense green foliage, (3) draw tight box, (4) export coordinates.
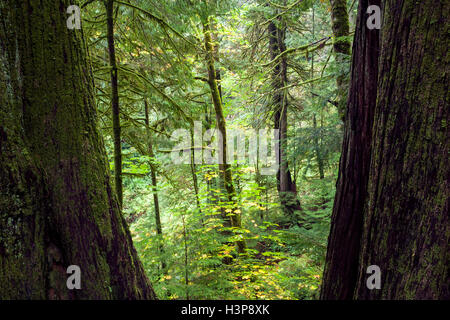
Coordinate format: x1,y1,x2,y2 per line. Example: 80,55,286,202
82,0,357,300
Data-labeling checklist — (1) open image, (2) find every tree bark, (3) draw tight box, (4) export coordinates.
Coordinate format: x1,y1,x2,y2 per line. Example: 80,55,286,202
268,20,302,224
105,0,123,209
322,0,449,300
0,0,156,299
321,0,380,300
311,7,325,180
203,18,246,254
313,114,325,180
354,0,449,299
189,127,203,225
330,0,351,119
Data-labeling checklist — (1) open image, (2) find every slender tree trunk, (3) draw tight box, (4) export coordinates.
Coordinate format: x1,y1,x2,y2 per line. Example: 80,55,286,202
354,0,449,299
207,24,229,230
255,159,265,223
330,0,351,119
321,0,380,300
268,20,302,224
311,8,325,181
203,108,217,207
144,101,166,272
181,214,190,300
105,0,123,209
0,0,156,299
189,127,203,225
203,18,246,254
313,114,325,179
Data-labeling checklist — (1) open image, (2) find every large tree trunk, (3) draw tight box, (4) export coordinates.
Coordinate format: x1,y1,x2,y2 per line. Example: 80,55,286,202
354,0,449,299
268,20,302,224
321,0,380,300
330,0,351,119
322,0,449,300
0,0,156,299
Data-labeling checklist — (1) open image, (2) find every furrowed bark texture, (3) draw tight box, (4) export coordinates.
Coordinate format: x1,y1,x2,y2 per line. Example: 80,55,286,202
321,0,380,300
355,0,449,299
322,0,449,300
0,0,156,299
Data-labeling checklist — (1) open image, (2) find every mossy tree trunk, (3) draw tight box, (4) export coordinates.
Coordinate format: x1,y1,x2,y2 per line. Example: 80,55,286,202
268,20,302,224
354,0,449,299
105,0,123,209
330,0,351,119
322,0,449,299
202,18,246,254
0,0,156,299
321,0,380,300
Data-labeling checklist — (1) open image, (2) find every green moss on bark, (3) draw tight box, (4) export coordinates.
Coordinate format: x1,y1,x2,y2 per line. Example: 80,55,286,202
0,0,156,299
